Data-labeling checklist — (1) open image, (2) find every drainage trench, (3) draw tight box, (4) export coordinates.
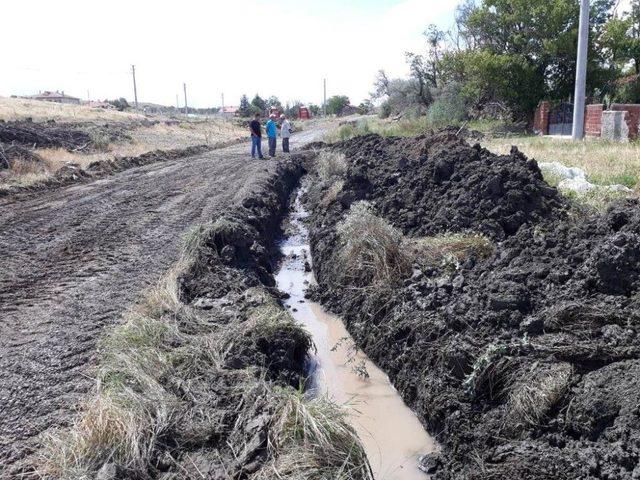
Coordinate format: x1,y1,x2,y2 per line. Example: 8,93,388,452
275,184,439,479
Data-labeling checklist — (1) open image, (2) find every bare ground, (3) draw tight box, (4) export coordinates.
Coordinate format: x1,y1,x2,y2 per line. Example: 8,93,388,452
0,131,318,476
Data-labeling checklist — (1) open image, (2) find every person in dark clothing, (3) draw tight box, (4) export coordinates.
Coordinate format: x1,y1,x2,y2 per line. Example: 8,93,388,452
249,113,264,159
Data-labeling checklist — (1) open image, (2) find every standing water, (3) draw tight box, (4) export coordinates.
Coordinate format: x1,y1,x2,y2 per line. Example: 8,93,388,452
275,187,438,480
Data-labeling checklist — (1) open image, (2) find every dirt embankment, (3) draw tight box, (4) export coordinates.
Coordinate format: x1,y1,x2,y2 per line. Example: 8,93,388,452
0,145,301,476
0,119,246,197
306,133,640,479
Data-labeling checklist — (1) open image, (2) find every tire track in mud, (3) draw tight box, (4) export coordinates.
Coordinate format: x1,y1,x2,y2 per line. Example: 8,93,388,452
0,137,316,474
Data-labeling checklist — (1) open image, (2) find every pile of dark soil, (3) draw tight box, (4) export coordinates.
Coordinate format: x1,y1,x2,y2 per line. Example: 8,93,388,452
328,133,565,240
0,119,136,150
306,133,640,479
0,144,44,170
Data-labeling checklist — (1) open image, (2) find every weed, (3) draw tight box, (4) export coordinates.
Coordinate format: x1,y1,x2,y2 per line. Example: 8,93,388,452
507,363,572,427
255,389,374,480
408,233,494,273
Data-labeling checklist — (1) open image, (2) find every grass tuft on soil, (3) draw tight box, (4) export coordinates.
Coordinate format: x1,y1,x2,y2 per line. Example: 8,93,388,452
255,390,374,480
334,201,412,290
41,203,370,479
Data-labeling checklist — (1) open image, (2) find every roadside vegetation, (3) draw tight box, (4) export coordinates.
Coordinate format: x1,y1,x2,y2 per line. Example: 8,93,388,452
41,207,372,479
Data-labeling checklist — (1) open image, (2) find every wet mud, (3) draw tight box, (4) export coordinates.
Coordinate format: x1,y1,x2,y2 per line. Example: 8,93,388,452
275,186,438,479
306,133,640,479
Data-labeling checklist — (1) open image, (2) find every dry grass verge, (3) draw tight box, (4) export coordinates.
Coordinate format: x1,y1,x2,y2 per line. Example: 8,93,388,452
482,135,640,189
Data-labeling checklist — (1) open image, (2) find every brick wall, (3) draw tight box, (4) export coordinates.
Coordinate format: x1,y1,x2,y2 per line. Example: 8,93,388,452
533,101,550,135
584,104,603,137
611,103,640,140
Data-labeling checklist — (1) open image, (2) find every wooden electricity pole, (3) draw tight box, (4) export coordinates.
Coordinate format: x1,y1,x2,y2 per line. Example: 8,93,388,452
131,65,138,109
183,83,188,115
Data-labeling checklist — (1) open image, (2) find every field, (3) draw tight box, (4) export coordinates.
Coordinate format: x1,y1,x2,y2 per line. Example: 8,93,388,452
0,96,246,191
482,135,640,188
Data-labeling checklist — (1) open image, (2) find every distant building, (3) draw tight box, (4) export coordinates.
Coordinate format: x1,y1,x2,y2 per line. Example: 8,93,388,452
219,106,238,118
28,90,81,105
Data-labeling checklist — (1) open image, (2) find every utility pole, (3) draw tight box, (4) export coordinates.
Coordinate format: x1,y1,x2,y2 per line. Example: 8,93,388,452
221,93,225,111
176,94,179,109
131,65,139,109
571,0,589,140
183,83,188,115
323,78,327,116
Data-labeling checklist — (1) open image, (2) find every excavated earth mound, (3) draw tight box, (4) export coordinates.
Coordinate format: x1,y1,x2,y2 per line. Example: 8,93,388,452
307,133,640,479
330,132,565,240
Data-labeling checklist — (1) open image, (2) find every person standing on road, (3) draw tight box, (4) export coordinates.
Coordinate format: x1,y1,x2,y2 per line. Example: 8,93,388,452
250,113,265,159
266,114,278,158
280,114,291,153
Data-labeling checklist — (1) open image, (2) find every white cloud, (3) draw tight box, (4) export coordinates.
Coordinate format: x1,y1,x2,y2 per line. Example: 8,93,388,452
1,0,458,107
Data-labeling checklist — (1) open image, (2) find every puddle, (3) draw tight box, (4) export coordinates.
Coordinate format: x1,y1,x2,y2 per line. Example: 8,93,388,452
275,188,438,480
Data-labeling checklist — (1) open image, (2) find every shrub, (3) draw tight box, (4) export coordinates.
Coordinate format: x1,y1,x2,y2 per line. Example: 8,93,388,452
426,94,467,128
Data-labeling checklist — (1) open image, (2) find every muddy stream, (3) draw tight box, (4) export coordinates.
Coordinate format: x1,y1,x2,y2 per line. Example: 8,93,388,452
275,187,438,479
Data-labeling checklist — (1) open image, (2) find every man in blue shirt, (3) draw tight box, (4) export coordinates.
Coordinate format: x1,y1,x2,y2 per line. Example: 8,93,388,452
266,114,277,158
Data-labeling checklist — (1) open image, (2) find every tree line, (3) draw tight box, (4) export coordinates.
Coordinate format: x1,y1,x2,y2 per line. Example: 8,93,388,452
374,0,640,122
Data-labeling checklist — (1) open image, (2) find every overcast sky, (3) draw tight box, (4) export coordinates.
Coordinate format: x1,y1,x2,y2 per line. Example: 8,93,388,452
2,0,459,108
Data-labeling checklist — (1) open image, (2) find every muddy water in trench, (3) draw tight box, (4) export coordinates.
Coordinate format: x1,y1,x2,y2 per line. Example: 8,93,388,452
275,189,438,480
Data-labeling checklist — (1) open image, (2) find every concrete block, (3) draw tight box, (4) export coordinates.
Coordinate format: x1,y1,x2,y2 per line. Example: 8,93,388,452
601,111,629,142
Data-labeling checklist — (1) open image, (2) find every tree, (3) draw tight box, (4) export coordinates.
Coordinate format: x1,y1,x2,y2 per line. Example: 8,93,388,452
326,95,350,115
266,96,282,109
238,94,252,117
308,104,321,116
251,94,267,113
285,100,303,118
107,97,130,111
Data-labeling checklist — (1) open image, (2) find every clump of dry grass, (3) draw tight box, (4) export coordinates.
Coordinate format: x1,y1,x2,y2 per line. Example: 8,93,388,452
254,390,373,480
335,201,412,290
320,179,344,207
507,363,572,427
408,233,494,272
317,151,348,183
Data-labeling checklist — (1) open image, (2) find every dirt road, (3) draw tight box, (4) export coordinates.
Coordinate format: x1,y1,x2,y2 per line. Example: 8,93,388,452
0,129,320,473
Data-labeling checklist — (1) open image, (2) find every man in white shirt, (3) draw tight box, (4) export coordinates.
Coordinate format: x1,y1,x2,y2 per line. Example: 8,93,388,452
280,114,292,153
